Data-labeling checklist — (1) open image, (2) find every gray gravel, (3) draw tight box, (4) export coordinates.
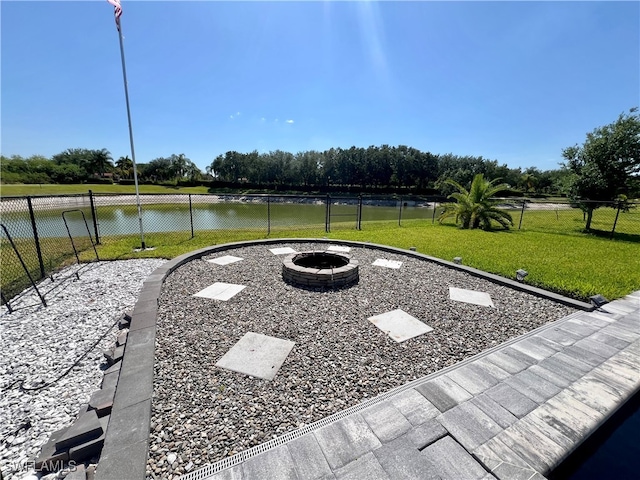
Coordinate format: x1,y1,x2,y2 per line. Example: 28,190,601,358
148,242,576,479
0,259,166,480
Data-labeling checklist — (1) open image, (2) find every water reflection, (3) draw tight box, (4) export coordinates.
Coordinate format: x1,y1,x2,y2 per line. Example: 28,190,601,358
2,203,435,238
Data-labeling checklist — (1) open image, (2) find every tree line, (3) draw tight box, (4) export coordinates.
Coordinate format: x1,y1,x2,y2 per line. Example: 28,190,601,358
208,146,573,195
2,105,638,215
1,145,571,195
0,150,205,185
194,147,567,197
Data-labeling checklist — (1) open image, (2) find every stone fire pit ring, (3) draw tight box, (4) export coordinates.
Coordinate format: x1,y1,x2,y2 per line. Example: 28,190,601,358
282,251,359,288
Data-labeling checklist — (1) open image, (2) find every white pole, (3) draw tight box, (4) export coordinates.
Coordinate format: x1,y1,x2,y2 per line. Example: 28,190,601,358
115,19,145,249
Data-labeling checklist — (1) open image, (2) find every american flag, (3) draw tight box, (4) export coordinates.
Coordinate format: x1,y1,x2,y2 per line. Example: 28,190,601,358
107,0,122,31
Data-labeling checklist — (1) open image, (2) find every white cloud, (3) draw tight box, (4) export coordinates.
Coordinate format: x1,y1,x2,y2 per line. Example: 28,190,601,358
286,119,294,124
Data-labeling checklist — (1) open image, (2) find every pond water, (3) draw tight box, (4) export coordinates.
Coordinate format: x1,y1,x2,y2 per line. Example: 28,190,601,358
1,202,439,238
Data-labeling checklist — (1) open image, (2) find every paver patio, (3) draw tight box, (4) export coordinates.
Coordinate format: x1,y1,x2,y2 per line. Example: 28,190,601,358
94,240,639,480
184,292,639,480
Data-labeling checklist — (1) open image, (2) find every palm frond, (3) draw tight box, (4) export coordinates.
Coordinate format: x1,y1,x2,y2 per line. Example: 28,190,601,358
439,174,513,230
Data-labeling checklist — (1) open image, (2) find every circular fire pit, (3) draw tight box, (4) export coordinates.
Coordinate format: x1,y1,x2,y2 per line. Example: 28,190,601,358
283,251,359,288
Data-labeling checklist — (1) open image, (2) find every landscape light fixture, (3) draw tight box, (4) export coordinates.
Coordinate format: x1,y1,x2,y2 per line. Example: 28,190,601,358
589,294,609,308
516,269,528,282
453,257,462,265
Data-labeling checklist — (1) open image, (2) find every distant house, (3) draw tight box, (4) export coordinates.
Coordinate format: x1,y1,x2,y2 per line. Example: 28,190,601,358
92,172,115,182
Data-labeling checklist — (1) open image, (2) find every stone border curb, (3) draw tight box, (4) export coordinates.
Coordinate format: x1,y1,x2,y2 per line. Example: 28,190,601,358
95,238,593,480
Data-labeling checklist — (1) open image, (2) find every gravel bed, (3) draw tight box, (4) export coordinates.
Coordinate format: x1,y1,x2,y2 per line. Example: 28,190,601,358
149,242,577,479
0,259,166,480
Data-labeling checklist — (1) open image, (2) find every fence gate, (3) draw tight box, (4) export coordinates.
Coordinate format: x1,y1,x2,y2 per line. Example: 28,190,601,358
326,195,362,232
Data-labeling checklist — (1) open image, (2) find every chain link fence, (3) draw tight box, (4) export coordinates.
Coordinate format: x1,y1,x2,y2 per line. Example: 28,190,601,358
0,194,98,304
492,199,640,238
2,192,638,304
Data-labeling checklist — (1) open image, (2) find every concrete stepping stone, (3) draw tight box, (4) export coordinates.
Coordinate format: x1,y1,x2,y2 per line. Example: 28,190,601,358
269,247,297,255
193,282,246,301
328,245,351,253
372,258,403,269
207,255,243,265
368,309,433,343
215,332,295,380
449,287,495,307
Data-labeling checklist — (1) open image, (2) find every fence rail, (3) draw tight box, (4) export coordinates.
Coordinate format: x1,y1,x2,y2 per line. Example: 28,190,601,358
1,191,638,303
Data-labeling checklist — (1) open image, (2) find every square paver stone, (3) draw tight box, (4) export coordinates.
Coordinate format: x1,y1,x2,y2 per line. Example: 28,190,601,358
328,245,352,253
215,332,295,380
368,309,433,343
449,287,494,307
193,282,246,301
269,247,297,255
207,255,243,266
372,258,403,269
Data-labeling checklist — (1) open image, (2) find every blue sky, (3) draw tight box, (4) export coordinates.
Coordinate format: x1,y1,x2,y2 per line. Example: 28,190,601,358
2,1,639,173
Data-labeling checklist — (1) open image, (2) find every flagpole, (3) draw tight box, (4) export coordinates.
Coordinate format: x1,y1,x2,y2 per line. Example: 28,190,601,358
115,20,145,250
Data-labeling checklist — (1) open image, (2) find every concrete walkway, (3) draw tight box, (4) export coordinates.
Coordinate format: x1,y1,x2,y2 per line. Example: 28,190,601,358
183,291,640,480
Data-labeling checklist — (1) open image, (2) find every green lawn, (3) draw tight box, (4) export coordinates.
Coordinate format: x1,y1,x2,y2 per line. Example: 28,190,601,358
60,219,639,302
3,211,638,304
512,205,640,238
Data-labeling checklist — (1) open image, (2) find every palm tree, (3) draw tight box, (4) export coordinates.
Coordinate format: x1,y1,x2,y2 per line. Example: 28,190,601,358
438,173,513,230
116,156,134,179
91,148,114,177
170,153,188,180
520,172,537,192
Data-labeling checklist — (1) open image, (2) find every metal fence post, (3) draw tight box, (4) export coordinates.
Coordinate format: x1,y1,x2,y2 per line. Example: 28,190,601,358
432,201,437,224
26,196,45,279
88,190,100,244
189,194,194,238
398,196,403,226
325,194,331,233
357,195,363,230
610,202,622,239
267,195,271,235
518,200,526,230
1,223,47,307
